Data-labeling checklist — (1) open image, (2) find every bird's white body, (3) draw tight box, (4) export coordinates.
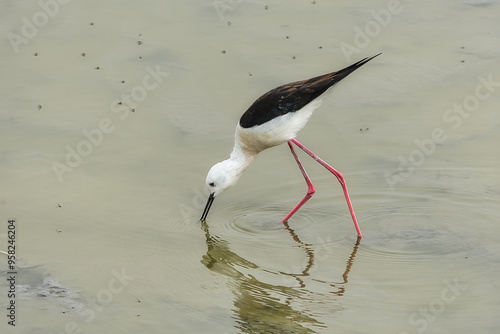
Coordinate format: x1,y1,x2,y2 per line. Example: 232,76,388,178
236,97,323,154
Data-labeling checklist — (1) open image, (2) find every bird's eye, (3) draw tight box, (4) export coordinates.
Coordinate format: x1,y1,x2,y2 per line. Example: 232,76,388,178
209,182,215,187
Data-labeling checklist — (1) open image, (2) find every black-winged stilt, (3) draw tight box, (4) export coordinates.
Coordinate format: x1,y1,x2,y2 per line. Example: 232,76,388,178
200,54,380,238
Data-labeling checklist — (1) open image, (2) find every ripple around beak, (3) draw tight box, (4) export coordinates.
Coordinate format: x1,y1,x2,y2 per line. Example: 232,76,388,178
200,192,215,221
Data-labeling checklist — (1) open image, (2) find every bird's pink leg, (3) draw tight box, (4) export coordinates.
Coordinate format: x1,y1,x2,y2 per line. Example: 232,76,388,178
282,141,316,222
287,138,362,238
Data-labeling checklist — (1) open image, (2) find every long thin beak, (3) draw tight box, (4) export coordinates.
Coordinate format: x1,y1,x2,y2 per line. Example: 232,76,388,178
200,192,215,221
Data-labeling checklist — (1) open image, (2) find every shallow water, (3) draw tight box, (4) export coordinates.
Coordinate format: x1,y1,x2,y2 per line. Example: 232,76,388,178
1,0,500,333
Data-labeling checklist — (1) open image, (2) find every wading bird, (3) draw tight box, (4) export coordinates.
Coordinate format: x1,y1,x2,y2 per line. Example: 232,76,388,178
201,54,380,238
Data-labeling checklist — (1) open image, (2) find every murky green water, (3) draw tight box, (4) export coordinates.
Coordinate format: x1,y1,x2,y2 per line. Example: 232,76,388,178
1,0,500,333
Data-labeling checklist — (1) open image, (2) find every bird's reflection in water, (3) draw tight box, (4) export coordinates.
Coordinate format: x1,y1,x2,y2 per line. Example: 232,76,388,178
200,220,361,334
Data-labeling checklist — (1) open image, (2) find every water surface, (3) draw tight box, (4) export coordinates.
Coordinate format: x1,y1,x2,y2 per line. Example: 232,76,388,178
1,0,500,333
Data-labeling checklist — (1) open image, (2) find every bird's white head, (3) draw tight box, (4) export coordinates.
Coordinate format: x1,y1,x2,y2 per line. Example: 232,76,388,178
200,159,243,221
200,141,255,221
205,159,242,197
200,154,252,221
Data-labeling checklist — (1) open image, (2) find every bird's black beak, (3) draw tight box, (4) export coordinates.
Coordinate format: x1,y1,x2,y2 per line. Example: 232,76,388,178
200,192,215,221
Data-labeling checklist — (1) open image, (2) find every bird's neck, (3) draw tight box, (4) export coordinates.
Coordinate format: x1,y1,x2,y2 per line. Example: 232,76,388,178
227,137,256,175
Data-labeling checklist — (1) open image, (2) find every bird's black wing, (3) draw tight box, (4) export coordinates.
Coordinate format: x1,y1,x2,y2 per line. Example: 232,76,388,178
239,54,380,128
